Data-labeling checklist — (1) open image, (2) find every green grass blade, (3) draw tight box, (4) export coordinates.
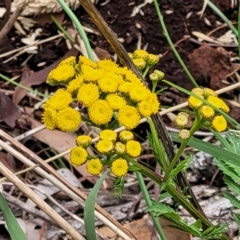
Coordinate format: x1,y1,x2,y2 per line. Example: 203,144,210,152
0,191,28,240
170,132,240,168
83,170,108,240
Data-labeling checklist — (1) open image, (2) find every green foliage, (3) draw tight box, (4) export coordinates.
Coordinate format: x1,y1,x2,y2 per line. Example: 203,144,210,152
0,192,28,240
84,170,108,240
170,155,192,179
147,201,227,239
112,176,125,198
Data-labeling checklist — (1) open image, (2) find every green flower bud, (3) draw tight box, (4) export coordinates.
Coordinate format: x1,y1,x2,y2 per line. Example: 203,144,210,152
154,70,165,80
149,73,159,81
147,54,160,65
132,58,146,71
178,129,190,140
133,49,148,60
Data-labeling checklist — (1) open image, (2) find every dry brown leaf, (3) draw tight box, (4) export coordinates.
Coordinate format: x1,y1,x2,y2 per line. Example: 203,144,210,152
35,12,65,26
0,91,21,127
98,216,192,240
13,48,78,105
0,152,16,171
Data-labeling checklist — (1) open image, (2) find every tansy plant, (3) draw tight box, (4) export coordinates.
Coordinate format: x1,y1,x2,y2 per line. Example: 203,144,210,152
42,50,233,240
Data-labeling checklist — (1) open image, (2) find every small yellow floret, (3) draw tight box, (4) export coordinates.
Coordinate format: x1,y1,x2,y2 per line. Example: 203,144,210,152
207,96,223,109
115,142,126,154
178,129,190,140
83,68,101,82
199,106,215,119
98,59,119,72
79,55,97,68
106,94,126,110
191,88,204,96
56,107,81,132
211,115,227,132
45,89,72,110
132,58,146,71
119,130,134,142
88,100,113,125
203,88,217,98
111,158,128,177
47,64,75,85
99,130,117,141
66,75,84,94
126,140,141,157
96,139,114,154
188,95,203,109
148,93,160,114
76,135,92,148
138,100,153,117
175,112,189,128
77,83,99,107
147,54,160,65
98,77,118,93
86,158,103,175
42,107,57,130
118,82,134,94
118,105,140,130
133,49,148,60
221,101,230,113
70,146,88,166
59,56,76,66
129,86,150,102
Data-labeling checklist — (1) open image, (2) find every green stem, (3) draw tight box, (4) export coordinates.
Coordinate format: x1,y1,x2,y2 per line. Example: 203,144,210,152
126,156,230,240
136,172,167,240
57,0,94,60
164,118,201,181
152,0,198,87
207,0,238,36
142,65,152,78
148,117,169,172
50,14,75,43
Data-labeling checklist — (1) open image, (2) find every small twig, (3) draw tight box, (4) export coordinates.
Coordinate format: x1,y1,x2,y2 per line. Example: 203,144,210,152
0,2,27,43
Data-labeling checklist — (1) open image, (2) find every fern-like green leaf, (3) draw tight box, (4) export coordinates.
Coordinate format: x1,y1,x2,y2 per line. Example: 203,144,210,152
224,176,240,196
232,212,240,225
222,192,240,209
170,155,192,179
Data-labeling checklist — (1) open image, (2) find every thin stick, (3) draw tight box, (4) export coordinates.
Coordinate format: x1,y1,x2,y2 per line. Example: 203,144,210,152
0,162,85,240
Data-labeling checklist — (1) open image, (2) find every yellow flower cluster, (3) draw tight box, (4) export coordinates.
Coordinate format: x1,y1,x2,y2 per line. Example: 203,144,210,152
42,54,161,132
187,88,229,132
70,130,142,177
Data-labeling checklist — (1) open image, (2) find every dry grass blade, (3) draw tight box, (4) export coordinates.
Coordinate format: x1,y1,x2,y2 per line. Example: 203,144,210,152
0,162,85,240
0,130,135,240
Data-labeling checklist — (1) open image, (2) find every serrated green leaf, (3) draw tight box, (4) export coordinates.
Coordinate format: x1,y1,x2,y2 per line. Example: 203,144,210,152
170,155,192,179
232,212,240,225
224,176,240,196
223,192,240,209
147,201,177,217
189,219,202,232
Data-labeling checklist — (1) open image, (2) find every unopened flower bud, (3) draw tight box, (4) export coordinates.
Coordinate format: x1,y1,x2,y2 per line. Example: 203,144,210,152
128,52,134,59
203,88,217,98
178,129,190,140
175,112,189,128
188,95,204,109
132,58,146,71
154,70,165,80
147,54,160,65
149,73,159,81
191,88,204,96
133,49,148,60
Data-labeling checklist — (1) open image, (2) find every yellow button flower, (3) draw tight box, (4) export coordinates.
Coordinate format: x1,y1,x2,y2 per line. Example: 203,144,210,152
148,92,160,114
86,158,103,175
126,140,141,157
175,112,189,128
138,100,152,117
59,56,76,66
98,77,118,93
119,130,134,143
132,58,146,71
76,135,92,148
70,146,88,166
221,101,230,113
133,49,148,60
88,100,113,125
191,88,204,96
99,130,117,141
118,82,134,94
96,139,114,154
178,129,190,140
83,67,101,82
207,96,223,109
211,115,227,132
42,107,57,130
79,55,97,68
118,105,140,130
147,54,160,65
203,88,217,98
129,86,150,102
199,106,215,119
66,75,84,94
115,142,126,154
106,94,126,110
98,59,119,72
188,95,203,109
111,158,128,177
56,107,81,132
77,83,99,107
44,89,72,110
47,64,75,85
